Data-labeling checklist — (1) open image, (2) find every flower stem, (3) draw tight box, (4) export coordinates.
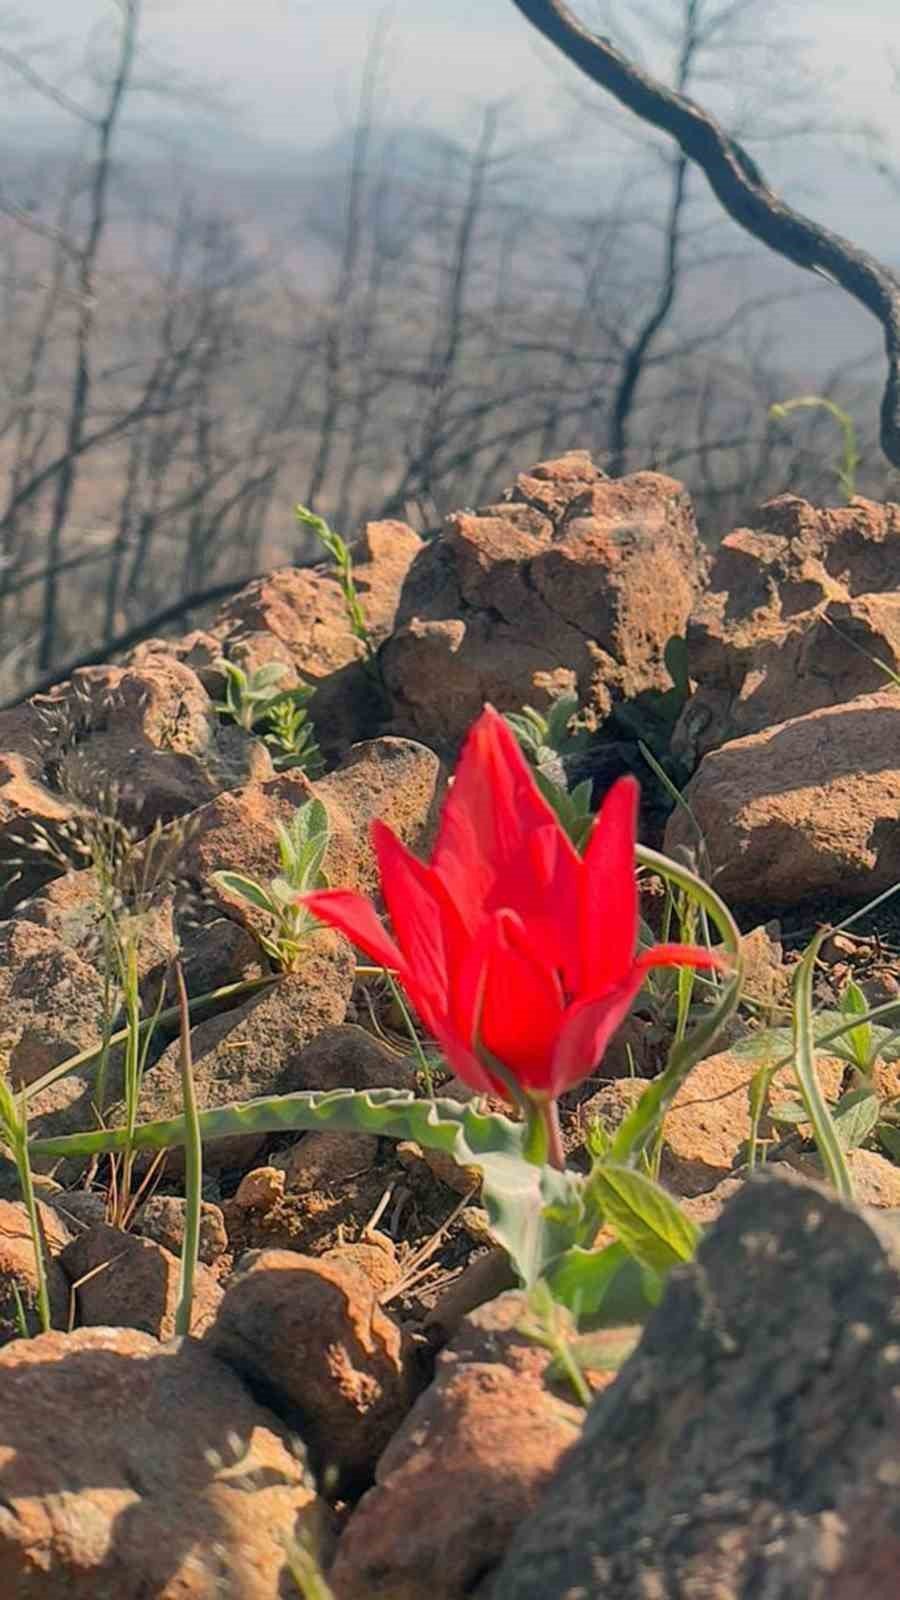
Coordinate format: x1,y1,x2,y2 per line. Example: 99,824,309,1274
542,1099,565,1171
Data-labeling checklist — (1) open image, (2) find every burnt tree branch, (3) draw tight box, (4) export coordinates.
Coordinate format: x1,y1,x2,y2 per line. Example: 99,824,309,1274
508,0,900,468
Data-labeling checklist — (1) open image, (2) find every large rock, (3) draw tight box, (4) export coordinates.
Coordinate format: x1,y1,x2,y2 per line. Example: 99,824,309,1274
129,953,355,1170
0,1325,324,1598
207,1248,415,1492
666,689,900,906
674,494,900,764
329,1291,586,1600
194,521,423,755
381,452,706,750
179,736,443,940
492,1170,900,1600
0,656,271,914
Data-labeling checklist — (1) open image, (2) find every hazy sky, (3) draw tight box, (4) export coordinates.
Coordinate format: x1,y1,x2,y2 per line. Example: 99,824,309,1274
13,0,900,145
9,1,900,249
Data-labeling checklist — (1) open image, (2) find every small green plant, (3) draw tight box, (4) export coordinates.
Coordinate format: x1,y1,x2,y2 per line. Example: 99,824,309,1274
213,797,330,971
295,503,377,668
214,658,323,775
769,395,860,501
0,1066,51,1336
505,692,595,847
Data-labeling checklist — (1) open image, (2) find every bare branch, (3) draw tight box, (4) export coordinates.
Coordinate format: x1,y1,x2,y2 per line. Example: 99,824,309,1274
507,0,900,468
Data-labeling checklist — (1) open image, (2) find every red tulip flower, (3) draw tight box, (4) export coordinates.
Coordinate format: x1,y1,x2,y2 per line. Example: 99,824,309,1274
301,705,721,1161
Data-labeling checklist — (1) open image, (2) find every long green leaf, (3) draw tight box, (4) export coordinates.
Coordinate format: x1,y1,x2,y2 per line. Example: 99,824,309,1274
610,843,743,1165
27,1087,573,1288
792,931,854,1199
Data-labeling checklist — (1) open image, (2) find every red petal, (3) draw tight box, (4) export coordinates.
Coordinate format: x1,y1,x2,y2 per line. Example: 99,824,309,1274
634,943,726,975
551,969,647,1096
431,706,578,928
580,775,640,993
301,889,405,974
455,909,565,1098
372,821,468,1031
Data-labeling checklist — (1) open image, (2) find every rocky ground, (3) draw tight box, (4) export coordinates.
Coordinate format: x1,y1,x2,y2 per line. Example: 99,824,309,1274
1,450,900,1596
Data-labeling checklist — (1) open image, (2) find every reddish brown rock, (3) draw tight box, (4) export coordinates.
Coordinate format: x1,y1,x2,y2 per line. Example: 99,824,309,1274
329,1292,585,1599
61,1222,222,1338
787,1147,900,1207
282,1130,380,1192
284,1024,418,1096
674,494,900,763
667,689,900,907
134,1194,228,1266
179,736,442,943
126,953,356,1170
204,521,423,754
206,1248,415,1491
582,1049,844,1197
381,453,706,750
0,1325,324,1598
0,1198,72,1343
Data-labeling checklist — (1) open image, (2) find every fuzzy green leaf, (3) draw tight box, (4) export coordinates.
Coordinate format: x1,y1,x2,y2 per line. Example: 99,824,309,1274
211,871,277,917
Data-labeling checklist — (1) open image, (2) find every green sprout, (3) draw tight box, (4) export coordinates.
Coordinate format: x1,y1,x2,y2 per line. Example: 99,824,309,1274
295,504,377,668
214,658,323,775
770,395,860,501
212,797,330,971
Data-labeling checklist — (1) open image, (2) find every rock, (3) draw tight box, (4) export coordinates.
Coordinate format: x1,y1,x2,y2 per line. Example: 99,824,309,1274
787,1146,900,1207
674,494,900,764
61,1222,222,1338
491,1169,900,1600
322,1236,400,1299
282,1130,380,1192
203,523,423,756
424,1249,519,1342
0,919,107,1090
135,1194,228,1265
234,1166,286,1212
0,1325,324,1597
381,453,706,750
0,752,74,914
128,953,355,1171
179,736,442,944
314,737,444,897
396,1140,481,1198
0,1198,72,1343
284,1024,417,1095
46,1188,108,1232
206,1248,415,1492
580,1048,844,1197
329,1291,585,1599
666,689,900,907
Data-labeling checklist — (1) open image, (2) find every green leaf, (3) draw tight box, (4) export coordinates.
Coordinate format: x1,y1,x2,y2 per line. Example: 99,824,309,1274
877,1122,900,1163
544,1241,657,1325
832,1085,881,1150
767,1099,811,1127
211,871,277,917
26,1086,576,1289
248,662,288,692
841,978,873,1070
586,1164,700,1275
792,931,854,1199
548,1326,642,1381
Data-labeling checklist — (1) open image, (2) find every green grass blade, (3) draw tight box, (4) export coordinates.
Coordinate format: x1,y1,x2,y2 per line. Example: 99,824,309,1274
792,930,854,1199
173,963,202,1340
